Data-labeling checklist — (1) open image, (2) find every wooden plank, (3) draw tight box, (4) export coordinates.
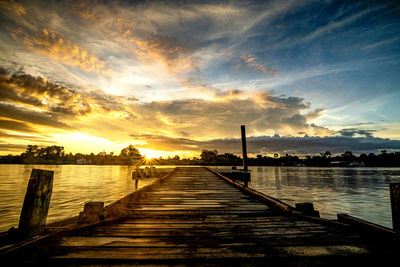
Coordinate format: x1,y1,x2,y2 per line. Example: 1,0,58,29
92,222,329,230
114,220,321,227
59,236,259,247
119,217,292,223
83,229,331,238
60,234,363,248
275,245,370,257
337,213,399,241
52,244,371,260
7,166,394,264
53,247,268,260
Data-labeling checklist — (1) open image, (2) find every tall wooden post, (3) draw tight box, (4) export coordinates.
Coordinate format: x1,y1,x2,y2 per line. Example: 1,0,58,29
390,183,400,232
18,169,54,237
241,125,248,171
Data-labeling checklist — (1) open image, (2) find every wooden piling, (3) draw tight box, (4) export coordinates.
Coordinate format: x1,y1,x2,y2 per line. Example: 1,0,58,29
390,183,400,232
18,169,54,237
241,125,248,171
295,202,320,217
78,202,105,224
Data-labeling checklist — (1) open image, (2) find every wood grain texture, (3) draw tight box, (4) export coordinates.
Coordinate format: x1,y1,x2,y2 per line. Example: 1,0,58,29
10,167,399,265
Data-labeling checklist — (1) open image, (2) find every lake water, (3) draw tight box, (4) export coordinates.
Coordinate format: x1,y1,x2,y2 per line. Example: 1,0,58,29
0,165,399,232
246,166,400,229
0,164,162,232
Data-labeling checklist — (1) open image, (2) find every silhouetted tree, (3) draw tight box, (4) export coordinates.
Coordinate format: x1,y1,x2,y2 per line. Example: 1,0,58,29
200,150,218,164
120,145,141,158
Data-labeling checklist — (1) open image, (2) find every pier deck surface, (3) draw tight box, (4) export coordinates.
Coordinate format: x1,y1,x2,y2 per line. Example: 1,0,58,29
13,167,399,265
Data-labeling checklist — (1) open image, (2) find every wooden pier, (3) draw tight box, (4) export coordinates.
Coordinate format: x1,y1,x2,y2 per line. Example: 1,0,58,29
2,167,400,266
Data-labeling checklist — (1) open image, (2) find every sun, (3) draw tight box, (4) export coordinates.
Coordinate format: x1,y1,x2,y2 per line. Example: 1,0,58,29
139,148,161,159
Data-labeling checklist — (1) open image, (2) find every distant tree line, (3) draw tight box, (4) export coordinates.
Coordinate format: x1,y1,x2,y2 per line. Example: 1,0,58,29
247,150,400,167
0,145,143,165
0,145,399,167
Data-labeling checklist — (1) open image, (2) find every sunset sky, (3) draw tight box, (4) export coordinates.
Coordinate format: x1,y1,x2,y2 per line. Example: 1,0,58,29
1,0,400,157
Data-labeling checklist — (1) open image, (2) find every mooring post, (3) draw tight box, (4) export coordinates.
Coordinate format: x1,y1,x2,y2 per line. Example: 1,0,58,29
78,202,105,224
390,183,400,232
241,125,248,172
18,169,54,237
295,202,320,217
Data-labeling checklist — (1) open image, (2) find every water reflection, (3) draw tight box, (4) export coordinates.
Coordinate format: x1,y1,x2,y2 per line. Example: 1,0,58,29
0,164,169,232
248,166,400,228
1,165,399,231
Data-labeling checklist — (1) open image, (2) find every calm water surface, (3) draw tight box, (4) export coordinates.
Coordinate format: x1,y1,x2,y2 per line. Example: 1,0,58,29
0,165,399,232
246,166,400,229
0,164,163,232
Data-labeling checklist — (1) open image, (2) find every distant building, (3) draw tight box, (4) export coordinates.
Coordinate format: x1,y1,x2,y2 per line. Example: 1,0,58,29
349,162,365,167
77,158,90,164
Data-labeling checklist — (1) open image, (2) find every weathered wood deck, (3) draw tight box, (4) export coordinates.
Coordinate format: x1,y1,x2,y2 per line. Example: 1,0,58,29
4,167,400,265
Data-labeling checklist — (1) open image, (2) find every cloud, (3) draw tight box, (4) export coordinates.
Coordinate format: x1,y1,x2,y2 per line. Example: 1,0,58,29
272,4,384,51
47,89,333,147
0,0,26,16
0,102,71,129
0,67,90,116
131,134,400,155
0,143,27,152
0,67,137,116
63,0,289,96
300,8,375,44
123,91,331,141
363,37,400,50
116,23,205,94
0,130,55,143
0,68,140,139
237,54,277,76
0,118,37,133
130,134,203,152
1,67,74,104
1,0,397,155
338,128,376,138
10,28,109,73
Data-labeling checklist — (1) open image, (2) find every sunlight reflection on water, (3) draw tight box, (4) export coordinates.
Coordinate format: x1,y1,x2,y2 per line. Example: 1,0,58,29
1,165,399,232
0,164,171,232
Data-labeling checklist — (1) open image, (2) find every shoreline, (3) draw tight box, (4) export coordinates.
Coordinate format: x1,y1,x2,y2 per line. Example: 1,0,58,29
1,163,400,167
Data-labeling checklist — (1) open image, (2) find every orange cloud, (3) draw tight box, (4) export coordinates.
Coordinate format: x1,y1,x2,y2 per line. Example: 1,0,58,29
71,4,209,95
11,28,109,74
0,0,26,16
122,29,198,74
71,1,100,21
238,54,277,76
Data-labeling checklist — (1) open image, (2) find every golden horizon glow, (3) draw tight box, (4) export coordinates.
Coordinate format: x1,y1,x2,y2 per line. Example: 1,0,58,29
0,130,200,159
1,1,399,156
138,148,164,159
